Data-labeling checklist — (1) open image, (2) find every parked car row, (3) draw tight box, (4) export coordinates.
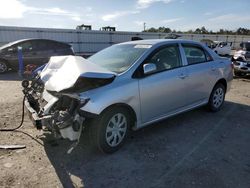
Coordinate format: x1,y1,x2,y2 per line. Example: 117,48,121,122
200,39,250,77
200,39,232,56
0,39,74,74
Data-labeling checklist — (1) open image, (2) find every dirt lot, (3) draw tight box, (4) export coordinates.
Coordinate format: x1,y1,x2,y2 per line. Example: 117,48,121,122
0,73,250,188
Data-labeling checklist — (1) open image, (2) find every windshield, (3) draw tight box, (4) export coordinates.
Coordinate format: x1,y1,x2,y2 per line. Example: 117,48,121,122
0,40,22,50
88,44,151,73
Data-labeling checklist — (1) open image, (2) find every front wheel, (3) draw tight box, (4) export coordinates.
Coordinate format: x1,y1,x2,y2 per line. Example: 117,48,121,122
0,61,8,74
207,83,225,112
90,107,131,153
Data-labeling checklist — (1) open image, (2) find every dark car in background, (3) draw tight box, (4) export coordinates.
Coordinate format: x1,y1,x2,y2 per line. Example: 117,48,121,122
0,39,74,73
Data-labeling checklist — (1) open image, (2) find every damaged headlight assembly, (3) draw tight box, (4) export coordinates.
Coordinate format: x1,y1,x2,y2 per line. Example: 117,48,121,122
23,77,91,154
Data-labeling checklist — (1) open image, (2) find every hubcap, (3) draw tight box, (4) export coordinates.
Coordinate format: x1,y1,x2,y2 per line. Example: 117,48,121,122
105,113,127,147
0,62,7,73
213,87,224,108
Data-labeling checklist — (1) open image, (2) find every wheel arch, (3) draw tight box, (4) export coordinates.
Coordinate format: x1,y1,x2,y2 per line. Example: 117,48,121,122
100,103,137,128
0,58,10,73
214,78,227,92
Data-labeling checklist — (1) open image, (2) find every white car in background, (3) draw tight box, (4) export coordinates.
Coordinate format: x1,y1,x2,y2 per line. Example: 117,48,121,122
212,41,232,56
232,41,250,76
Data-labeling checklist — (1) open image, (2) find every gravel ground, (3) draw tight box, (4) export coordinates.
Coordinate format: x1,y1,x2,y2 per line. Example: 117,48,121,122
0,73,250,188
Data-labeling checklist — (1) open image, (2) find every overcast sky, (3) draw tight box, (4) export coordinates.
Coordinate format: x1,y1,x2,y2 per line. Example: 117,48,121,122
0,0,249,31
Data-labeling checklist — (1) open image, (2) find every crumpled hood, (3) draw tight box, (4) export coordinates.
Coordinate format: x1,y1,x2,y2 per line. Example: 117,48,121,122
40,55,116,92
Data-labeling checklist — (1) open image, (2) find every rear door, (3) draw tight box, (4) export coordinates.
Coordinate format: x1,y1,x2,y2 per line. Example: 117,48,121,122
137,44,189,123
180,44,217,105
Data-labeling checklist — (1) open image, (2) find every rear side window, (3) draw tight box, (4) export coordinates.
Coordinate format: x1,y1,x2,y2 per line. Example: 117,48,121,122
35,41,48,51
35,40,69,51
54,42,69,49
182,45,208,65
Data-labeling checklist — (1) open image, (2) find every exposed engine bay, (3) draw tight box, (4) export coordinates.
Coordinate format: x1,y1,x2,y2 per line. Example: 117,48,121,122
22,56,115,153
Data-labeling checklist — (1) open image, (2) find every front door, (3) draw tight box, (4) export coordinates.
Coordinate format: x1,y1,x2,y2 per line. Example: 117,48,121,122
138,44,189,123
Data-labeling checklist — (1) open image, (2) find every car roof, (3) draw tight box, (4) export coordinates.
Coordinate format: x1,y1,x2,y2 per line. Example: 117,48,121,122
120,39,202,46
0,38,69,49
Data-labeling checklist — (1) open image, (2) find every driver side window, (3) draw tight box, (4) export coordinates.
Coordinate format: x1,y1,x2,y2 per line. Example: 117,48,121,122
147,45,182,73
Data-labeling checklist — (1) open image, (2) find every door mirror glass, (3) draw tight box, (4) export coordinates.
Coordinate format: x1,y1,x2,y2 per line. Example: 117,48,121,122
143,63,157,75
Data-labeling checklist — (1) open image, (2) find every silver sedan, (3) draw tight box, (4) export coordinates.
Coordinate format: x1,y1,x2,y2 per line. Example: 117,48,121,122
24,39,233,153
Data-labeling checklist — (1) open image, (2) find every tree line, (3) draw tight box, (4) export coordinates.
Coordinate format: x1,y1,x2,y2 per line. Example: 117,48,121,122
143,26,250,35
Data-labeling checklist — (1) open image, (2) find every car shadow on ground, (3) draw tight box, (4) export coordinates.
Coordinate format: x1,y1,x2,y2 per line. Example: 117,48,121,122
0,72,22,81
40,101,250,188
233,74,250,81
0,72,34,82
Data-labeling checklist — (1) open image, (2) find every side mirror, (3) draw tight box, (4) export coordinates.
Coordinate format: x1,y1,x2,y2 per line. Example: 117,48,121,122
143,63,157,75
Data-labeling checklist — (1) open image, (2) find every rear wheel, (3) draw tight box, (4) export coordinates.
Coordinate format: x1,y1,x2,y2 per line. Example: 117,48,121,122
90,107,131,153
207,83,225,112
0,60,8,74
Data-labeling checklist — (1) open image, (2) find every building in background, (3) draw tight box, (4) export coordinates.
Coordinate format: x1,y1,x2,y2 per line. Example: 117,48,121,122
1,26,250,56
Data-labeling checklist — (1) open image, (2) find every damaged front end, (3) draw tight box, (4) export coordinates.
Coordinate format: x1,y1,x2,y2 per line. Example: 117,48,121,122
22,56,116,153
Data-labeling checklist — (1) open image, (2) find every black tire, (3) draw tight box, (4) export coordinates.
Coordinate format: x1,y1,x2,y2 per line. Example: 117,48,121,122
207,83,226,112
0,60,8,74
90,106,132,153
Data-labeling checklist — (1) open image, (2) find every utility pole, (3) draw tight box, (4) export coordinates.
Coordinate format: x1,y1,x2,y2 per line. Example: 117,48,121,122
143,22,146,31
